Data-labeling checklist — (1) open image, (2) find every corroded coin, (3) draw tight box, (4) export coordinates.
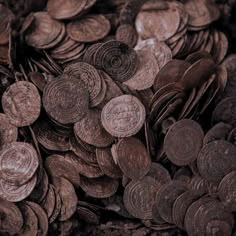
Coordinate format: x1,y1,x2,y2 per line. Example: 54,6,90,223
49,187,62,223
0,142,39,186
43,75,89,124
0,199,23,235
94,40,138,82
164,119,204,166
74,109,114,148
0,174,37,202
124,50,159,90
17,202,39,236
64,62,103,107
101,95,146,137
80,175,119,199
0,113,17,148
2,81,41,127
52,177,78,221
67,14,111,42
45,155,80,188
197,140,236,182
155,180,187,223
96,148,123,178
116,137,151,180
219,171,236,211
47,0,87,20
123,177,161,219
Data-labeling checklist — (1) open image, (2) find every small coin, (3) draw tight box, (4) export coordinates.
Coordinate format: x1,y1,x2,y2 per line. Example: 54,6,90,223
101,95,146,137
77,206,100,224
164,119,204,166
94,40,138,82
80,175,119,199
155,180,187,223
74,109,114,148
123,177,161,219
0,142,39,186
197,140,236,182
51,177,77,222
96,148,123,178
2,81,41,127
43,75,89,124
116,137,151,180
45,155,80,188
189,175,208,196
67,14,110,42
0,199,23,235
48,187,62,223
17,202,38,236
47,0,87,20
124,50,159,90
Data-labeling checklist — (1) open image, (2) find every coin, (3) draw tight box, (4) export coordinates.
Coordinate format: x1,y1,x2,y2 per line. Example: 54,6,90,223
94,40,138,82
155,180,187,223
2,81,41,127
67,15,111,43
124,50,159,90
74,109,114,148
197,140,236,182
47,0,87,20
48,187,62,223
52,177,78,221
80,175,119,198
164,119,204,166
123,177,161,219
101,95,146,137
0,199,23,235
116,137,151,180
0,142,39,186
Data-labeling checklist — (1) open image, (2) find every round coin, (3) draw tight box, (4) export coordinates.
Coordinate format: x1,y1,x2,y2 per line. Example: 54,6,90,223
164,119,204,166
101,95,146,137
2,81,41,127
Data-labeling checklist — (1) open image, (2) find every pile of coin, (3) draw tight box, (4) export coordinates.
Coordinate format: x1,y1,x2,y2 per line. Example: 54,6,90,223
0,0,236,235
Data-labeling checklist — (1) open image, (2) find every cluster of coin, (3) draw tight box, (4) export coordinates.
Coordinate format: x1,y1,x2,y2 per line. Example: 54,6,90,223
0,0,236,235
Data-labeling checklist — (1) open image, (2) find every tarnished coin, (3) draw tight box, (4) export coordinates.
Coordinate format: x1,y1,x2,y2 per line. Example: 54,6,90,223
164,119,204,166
96,148,123,178
155,180,187,223
0,142,39,186
135,38,172,68
47,0,87,20
206,220,232,236
52,177,78,222
80,175,119,199
43,75,89,124
64,62,103,107
123,177,161,219
49,187,62,223
94,40,138,82
17,202,38,236
0,113,17,148
101,95,146,137
2,81,41,127
203,122,232,144
25,201,48,236
197,140,236,182
124,50,159,90
0,174,37,202
77,206,100,224
189,175,208,196
116,137,151,180
219,171,236,211
67,15,111,43
25,12,65,49
212,97,236,127
45,155,80,188
0,199,23,235
74,109,114,148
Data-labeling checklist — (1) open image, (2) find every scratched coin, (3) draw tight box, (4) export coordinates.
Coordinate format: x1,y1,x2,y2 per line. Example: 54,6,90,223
2,81,41,127
101,95,146,137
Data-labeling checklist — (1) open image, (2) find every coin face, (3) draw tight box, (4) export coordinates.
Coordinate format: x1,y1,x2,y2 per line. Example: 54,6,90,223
2,81,41,127
0,142,39,186
101,95,146,137
123,177,161,219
